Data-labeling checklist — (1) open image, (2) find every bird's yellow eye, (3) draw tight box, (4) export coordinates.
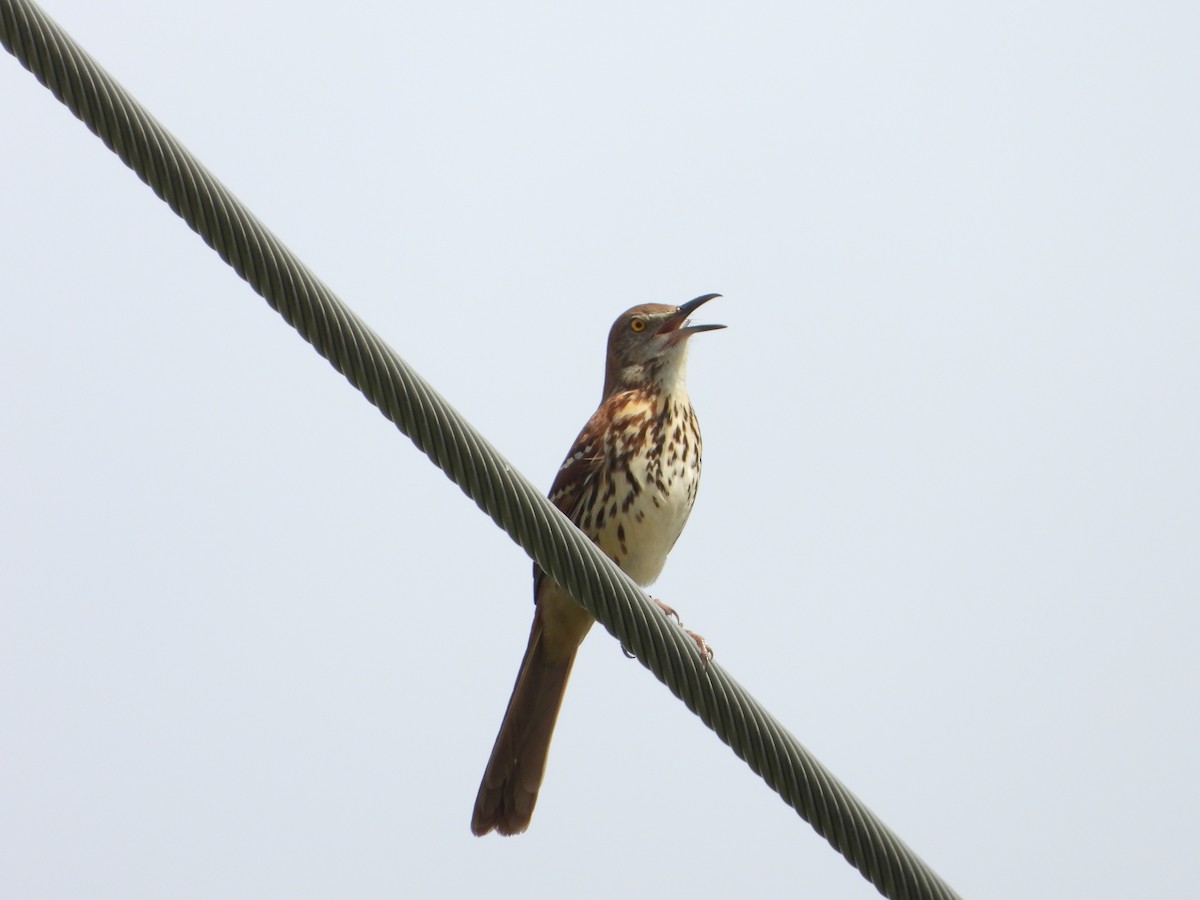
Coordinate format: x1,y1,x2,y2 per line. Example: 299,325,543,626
629,318,647,333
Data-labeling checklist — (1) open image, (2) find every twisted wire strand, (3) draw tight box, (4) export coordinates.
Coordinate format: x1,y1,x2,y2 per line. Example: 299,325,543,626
1,3,961,898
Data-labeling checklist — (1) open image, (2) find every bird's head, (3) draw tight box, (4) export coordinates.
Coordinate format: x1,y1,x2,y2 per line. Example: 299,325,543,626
604,293,724,396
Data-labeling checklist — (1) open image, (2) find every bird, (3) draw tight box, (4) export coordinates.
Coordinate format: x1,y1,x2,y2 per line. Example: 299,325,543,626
471,293,724,837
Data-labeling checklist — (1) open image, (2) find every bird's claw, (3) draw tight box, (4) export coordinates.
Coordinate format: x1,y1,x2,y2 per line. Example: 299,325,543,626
653,596,712,665
651,596,682,625
620,598,712,666
685,629,714,667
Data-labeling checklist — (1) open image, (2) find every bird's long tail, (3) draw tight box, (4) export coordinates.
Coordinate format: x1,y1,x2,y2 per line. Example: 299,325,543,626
471,611,579,836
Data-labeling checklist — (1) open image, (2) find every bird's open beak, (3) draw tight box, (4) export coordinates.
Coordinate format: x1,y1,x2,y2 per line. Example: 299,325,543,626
658,293,726,338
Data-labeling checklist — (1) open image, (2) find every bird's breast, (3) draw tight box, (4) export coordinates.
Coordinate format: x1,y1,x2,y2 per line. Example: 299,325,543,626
588,396,703,586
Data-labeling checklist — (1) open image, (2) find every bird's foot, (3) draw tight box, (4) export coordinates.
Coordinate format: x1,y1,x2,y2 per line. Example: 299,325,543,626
685,628,714,666
650,596,682,625
621,598,713,665
651,596,713,666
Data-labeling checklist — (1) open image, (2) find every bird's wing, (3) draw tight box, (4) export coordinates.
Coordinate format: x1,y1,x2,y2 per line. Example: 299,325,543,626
531,399,618,599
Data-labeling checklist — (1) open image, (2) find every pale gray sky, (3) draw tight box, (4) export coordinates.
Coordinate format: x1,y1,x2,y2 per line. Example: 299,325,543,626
3,2,1198,897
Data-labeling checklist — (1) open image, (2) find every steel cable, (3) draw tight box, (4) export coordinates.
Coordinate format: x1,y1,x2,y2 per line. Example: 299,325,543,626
1,2,962,897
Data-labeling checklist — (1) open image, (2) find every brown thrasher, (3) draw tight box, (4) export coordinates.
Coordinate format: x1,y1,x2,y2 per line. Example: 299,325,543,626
471,293,724,837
